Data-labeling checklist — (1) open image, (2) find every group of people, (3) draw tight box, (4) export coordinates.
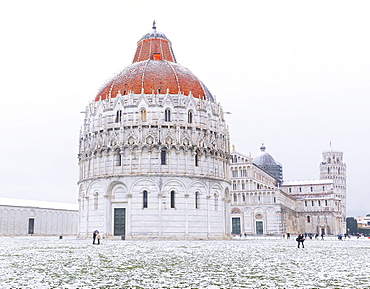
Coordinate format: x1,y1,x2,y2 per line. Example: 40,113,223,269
92,230,101,245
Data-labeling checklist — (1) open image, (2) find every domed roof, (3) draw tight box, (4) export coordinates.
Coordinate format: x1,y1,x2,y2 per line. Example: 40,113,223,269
95,22,214,102
253,144,278,167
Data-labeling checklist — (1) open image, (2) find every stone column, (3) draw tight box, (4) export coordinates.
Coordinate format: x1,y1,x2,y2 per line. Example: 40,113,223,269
126,193,132,238
207,195,211,238
184,193,189,237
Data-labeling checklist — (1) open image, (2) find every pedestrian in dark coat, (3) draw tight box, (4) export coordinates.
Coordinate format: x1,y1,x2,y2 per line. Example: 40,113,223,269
296,234,305,248
93,230,98,244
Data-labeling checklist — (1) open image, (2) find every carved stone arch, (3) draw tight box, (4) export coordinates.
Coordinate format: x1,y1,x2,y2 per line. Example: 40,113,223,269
231,208,242,214
86,181,104,198
127,135,137,146
267,207,275,213
28,209,36,217
130,178,160,195
162,179,186,196
182,135,191,147
197,134,205,148
108,181,128,199
164,135,173,146
144,134,157,146
79,184,87,198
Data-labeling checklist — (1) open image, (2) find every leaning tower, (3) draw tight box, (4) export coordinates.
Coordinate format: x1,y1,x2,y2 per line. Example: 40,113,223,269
319,150,347,222
77,23,231,240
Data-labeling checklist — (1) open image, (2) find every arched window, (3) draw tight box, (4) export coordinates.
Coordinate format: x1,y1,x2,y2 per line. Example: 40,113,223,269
233,194,237,203
242,194,246,202
115,150,121,166
161,149,167,165
299,187,302,192
195,191,200,209
94,192,99,210
325,200,328,206
115,110,122,123
214,194,218,210
141,109,147,122
195,151,199,167
165,109,171,122
328,168,330,174
170,190,175,208
143,190,148,208
307,215,311,223
188,111,193,123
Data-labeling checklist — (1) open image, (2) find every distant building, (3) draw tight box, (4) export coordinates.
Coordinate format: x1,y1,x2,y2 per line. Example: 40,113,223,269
357,214,370,229
0,198,78,236
230,146,346,236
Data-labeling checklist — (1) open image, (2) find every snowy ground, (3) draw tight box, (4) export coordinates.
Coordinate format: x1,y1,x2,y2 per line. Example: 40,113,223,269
0,236,369,288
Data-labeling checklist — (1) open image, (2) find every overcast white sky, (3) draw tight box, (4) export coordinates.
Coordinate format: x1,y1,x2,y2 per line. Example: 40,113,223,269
0,0,369,217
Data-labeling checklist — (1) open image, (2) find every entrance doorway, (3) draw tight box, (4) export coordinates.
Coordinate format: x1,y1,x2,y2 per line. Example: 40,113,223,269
114,208,126,237
232,217,241,234
256,221,263,235
28,218,34,234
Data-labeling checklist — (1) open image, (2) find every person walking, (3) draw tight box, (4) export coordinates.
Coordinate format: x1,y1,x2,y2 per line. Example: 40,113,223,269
93,230,98,244
296,234,305,248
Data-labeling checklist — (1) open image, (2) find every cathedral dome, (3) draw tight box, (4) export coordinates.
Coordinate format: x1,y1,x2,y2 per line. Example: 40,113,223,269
95,23,214,102
253,144,283,184
253,144,278,167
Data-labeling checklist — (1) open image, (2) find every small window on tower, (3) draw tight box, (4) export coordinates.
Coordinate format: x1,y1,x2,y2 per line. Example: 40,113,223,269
115,110,122,123
143,190,148,208
165,109,171,122
188,111,193,123
141,109,147,122
170,190,175,208
195,151,199,167
115,150,121,166
161,149,167,165
195,191,200,209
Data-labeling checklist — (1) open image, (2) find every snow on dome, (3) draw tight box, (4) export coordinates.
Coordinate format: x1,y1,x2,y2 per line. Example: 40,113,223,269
95,23,214,102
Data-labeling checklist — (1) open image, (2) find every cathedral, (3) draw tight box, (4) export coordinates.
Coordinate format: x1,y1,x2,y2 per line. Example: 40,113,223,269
77,24,346,239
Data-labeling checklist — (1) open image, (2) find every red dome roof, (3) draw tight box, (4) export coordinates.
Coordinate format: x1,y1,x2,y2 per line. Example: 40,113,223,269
95,24,213,102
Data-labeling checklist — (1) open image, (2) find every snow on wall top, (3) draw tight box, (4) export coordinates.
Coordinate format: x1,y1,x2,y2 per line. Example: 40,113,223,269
0,197,78,211
281,179,334,186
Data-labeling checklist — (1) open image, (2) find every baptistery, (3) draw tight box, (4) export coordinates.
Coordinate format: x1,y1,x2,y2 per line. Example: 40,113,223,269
78,23,231,239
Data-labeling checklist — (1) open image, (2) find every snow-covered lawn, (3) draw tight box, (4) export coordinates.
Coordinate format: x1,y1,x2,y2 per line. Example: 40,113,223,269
0,236,369,288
